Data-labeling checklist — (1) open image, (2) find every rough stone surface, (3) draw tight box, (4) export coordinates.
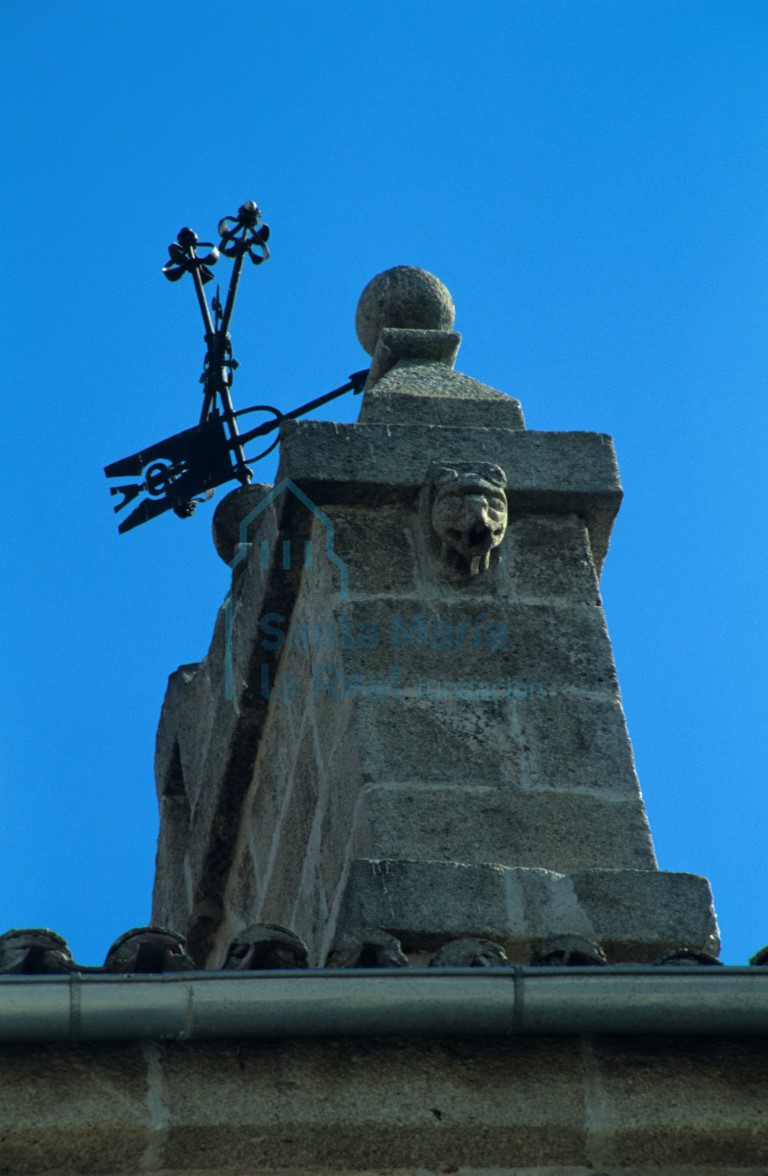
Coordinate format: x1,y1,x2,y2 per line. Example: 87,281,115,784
518,691,642,794
331,598,621,696
278,420,620,572
151,1036,587,1172
0,1034,766,1173
355,266,455,356
508,514,601,603
211,482,274,565
280,419,619,501
0,1042,148,1174
337,860,717,962
570,869,720,961
324,506,420,594
365,329,463,388
361,351,526,425
352,785,655,871
587,1036,768,1168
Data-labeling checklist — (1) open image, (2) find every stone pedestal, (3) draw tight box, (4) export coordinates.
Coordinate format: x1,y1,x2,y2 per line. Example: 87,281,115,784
152,267,718,966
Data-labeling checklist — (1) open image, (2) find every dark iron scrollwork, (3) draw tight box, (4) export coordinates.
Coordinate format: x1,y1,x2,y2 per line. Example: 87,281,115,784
217,200,270,264
161,226,220,285
105,200,366,534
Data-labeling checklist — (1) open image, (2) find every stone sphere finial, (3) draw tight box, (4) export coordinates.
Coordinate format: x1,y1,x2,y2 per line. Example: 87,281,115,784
212,483,274,565
355,265,455,356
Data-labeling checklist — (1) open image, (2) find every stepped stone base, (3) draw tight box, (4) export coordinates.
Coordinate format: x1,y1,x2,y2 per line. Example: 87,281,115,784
338,860,719,964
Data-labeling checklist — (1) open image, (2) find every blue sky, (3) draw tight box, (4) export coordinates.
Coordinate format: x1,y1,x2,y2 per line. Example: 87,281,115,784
2,1,766,965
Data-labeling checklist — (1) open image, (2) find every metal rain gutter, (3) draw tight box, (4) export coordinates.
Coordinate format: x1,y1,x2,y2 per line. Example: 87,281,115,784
1,967,767,1043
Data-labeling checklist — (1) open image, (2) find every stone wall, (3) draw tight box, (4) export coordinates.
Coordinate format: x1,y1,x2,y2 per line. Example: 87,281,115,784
2,1034,766,1174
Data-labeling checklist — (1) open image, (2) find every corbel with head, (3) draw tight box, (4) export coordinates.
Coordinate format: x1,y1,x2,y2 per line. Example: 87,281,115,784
425,462,508,576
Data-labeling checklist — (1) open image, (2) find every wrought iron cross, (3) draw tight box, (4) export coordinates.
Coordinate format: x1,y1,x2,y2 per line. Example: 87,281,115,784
105,201,367,533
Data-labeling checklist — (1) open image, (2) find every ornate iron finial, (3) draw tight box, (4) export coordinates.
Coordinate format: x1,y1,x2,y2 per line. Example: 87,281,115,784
104,201,366,534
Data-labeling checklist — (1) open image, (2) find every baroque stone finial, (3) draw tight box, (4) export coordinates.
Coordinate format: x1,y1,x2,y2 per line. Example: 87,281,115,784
355,266,455,356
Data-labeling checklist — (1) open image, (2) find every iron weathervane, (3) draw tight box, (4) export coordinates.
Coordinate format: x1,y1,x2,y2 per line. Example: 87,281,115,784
105,200,367,533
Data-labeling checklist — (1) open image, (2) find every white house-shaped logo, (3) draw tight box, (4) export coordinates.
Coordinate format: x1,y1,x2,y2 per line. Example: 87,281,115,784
223,477,349,699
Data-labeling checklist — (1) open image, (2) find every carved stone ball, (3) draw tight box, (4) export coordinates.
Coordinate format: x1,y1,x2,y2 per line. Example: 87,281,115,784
212,483,273,565
355,265,456,356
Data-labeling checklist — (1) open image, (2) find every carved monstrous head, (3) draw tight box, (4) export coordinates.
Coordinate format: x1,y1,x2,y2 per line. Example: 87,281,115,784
429,463,508,575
